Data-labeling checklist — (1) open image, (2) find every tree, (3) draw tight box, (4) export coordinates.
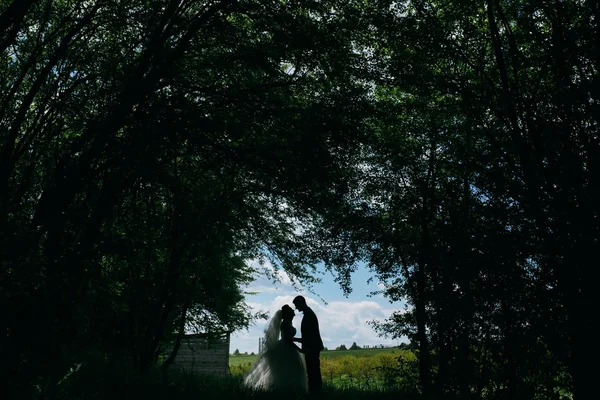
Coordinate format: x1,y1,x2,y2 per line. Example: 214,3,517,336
0,0,375,395
336,344,347,351
233,349,240,356
349,342,360,350
3,2,592,399
314,1,593,399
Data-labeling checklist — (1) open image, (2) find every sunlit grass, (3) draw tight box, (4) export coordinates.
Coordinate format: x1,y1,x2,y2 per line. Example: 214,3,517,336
229,347,405,368
228,347,419,395
54,348,421,399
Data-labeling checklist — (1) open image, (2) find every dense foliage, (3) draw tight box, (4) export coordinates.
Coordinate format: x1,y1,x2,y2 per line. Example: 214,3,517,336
352,1,595,399
2,1,597,399
0,0,370,396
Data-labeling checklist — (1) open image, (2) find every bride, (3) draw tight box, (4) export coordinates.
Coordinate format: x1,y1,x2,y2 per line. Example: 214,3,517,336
243,304,308,393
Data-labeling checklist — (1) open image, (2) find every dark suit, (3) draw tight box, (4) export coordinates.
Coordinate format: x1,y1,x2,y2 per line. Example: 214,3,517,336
300,306,323,395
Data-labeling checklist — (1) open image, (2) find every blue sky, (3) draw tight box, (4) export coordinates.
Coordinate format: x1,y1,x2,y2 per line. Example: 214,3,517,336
229,260,408,354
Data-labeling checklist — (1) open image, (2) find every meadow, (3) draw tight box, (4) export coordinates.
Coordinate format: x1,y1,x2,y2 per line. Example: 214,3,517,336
229,347,406,366
47,348,420,400
229,347,419,393
53,346,562,400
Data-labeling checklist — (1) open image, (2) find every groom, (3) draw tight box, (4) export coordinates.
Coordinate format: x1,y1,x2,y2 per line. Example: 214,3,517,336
292,295,324,395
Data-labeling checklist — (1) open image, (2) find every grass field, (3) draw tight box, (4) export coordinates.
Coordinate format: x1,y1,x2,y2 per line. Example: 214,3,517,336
228,347,418,392
229,347,403,367
52,346,564,399
195,347,418,398
229,347,401,367
229,353,258,367
320,347,403,359
54,364,422,400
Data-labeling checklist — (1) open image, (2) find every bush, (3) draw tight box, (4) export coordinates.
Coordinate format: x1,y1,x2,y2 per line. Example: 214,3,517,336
318,349,419,392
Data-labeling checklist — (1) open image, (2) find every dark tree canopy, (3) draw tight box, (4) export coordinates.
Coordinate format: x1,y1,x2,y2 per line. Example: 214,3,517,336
0,0,371,394
1,1,596,399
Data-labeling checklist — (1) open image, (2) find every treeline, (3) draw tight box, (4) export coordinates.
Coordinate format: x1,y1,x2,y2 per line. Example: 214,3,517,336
232,349,255,356
1,1,597,400
333,343,397,351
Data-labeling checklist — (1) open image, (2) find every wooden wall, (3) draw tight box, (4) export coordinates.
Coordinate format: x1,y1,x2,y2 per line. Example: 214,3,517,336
168,332,230,375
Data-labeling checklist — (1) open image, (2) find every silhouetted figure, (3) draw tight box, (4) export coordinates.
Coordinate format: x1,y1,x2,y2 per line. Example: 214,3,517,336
292,295,324,395
243,304,307,393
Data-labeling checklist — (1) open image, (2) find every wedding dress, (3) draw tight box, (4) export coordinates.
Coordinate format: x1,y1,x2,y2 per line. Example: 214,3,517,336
242,310,308,393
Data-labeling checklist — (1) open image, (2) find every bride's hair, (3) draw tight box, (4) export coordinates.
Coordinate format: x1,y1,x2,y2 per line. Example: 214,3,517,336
281,304,294,321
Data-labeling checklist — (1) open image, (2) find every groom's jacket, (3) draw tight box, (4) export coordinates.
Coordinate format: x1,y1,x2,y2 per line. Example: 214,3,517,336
301,306,324,353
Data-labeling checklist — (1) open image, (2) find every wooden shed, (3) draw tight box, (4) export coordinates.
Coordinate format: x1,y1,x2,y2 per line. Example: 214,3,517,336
168,332,231,375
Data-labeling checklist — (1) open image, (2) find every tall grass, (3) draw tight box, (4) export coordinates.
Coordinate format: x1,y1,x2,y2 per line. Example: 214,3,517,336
48,349,421,400
230,348,420,395
53,366,420,400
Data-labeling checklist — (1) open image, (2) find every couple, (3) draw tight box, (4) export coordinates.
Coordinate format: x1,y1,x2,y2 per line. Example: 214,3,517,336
243,296,324,395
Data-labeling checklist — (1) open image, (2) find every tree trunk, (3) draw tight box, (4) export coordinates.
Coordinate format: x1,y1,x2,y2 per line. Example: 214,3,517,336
414,133,438,398
161,302,190,373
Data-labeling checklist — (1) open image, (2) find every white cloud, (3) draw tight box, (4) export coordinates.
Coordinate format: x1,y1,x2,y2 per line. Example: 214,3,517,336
230,295,404,354
230,261,409,354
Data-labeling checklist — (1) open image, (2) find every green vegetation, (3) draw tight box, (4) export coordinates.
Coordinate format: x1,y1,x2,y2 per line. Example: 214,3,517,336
229,354,257,368
229,347,401,368
229,347,415,389
1,0,593,399
322,348,401,360
53,362,420,400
